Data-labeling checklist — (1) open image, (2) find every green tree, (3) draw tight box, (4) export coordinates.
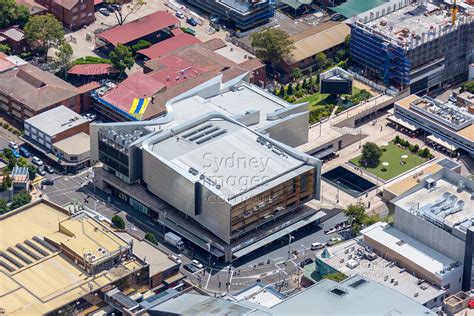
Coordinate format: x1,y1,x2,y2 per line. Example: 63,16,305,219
291,68,302,82
287,83,294,95
0,44,11,55
109,44,134,77
107,0,146,25
335,49,347,63
145,232,158,245
131,39,151,53
461,80,474,93
360,142,382,168
10,190,31,209
250,28,294,74
24,14,64,56
420,147,431,159
0,198,8,213
345,203,365,234
315,52,328,70
344,34,351,48
111,214,126,229
278,86,286,98
0,0,30,28
28,165,36,181
55,42,73,78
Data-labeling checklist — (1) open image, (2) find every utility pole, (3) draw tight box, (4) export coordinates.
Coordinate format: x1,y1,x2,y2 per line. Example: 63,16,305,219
287,234,294,260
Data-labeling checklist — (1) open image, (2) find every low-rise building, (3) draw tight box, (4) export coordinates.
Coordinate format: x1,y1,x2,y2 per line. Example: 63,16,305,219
22,105,91,171
0,54,82,122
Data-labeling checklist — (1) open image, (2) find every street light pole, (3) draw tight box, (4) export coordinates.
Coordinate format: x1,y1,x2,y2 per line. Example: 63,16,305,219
287,234,294,260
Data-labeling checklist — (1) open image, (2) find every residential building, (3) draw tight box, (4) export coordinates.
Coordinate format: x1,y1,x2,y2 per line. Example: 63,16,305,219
349,1,474,93
90,108,321,262
312,237,448,308
183,0,274,31
93,40,265,122
0,200,150,315
22,105,91,171
33,0,94,30
0,27,26,55
443,291,474,316
0,54,81,122
392,167,474,291
393,95,474,156
279,22,350,82
146,275,435,315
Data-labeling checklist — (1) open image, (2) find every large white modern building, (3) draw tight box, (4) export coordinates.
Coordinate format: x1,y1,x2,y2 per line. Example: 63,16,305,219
90,78,323,262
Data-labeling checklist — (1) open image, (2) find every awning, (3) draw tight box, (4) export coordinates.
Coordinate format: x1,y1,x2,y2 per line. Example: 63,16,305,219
232,211,326,259
387,116,418,132
312,146,334,159
162,272,185,286
279,0,312,10
427,135,457,152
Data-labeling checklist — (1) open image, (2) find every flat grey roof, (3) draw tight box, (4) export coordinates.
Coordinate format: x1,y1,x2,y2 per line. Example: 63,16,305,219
150,117,311,200
52,132,90,156
25,105,88,137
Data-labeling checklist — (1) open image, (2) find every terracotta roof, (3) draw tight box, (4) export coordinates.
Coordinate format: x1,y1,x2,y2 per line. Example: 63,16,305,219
15,0,48,15
238,58,264,72
76,81,101,93
137,34,201,60
200,38,227,51
96,11,179,46
0,61,79,111
55,0,80,10
68,63,115,76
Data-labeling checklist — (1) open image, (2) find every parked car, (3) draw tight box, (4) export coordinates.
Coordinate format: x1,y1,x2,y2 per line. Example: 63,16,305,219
111,4,120,10
32,156,43,166
326,237,343,246
83,113,97,121
299,258,314,267
175,11,185,19
44,165,55,174
99,8,110,16
186,17,197,26
310,242,325,251
106,5,115,12
8,141,18,150
191,259,203,269
37,168,46,176
168,255,182,264
11,149,20,158
41,178,54,186
19,147,30,158
183,263,198,273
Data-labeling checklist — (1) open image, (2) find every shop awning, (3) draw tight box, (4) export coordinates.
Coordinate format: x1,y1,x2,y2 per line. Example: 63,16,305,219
387,116,418,131
427,135,457,152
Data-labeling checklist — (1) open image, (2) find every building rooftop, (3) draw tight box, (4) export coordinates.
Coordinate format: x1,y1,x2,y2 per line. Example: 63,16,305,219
362,222,462,278
0,58,78,111
137,33,201,60
394,174,474,231
0,200,144,315
286,22,350,64
362,3,472,47
53,132,90,156
96,11,179,46
217,0,269,14
233,283,284,308
146,115,312,202
25,105,88,137
314,238,446,306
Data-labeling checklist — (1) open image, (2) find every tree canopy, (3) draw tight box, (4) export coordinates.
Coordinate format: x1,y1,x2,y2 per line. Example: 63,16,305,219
106,0,146,25
461,80,474,94
145,232,158,245
109,44,134,76
55,42,74,77
11,190,31,209
360,142,382,168
112,215,126,229
250,28,294,72
24,14,64,55
0,0,30,29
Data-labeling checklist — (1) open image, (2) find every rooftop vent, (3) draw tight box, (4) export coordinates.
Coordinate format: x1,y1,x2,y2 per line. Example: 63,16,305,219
329,287,347,296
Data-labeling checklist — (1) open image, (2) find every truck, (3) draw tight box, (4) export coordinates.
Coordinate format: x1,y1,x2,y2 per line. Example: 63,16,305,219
164,232,185,251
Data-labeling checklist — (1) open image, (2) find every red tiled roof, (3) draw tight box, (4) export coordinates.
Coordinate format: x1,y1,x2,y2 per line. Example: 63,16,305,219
68,63,115,76
77,81,101,93
239,58,265,72
101,72,166,113
200,38,227,51
93,0,103,5
96,11,179,46
0,53,15,72
137,34,201,60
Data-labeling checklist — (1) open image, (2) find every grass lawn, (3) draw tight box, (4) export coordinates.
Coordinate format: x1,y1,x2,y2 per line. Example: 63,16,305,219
350,142,429,181
296,87,361,111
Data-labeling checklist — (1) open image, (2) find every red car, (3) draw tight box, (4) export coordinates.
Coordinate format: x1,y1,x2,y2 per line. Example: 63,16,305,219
468,299,474,309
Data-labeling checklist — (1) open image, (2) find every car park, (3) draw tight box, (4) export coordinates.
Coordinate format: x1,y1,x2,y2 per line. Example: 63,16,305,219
183,263,198,273
168,255,182,264
8,141,18,150
191,259,203,269
19,147,30,158
41,178,54,186
37,168,46,176
186,17,197,26
310,242,325,250
44,165,55,174
175,11,185,19
99,8,110,16
32,156,43,166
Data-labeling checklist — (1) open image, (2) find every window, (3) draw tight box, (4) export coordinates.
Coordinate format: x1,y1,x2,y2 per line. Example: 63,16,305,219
300,173,309,192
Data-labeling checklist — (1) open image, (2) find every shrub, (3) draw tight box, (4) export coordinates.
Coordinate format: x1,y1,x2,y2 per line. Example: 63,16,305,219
145,232,158,245
111,215,126,229
285,95,296,103
131,40,151,53
294,90,304,98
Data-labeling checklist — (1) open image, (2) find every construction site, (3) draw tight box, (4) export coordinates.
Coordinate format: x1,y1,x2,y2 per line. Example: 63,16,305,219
350,0,474,93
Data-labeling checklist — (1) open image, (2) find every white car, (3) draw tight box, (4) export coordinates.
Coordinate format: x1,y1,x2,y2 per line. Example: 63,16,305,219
175,11,185,19
37,168,46,176
168,255,182,264
32,156,43,166
8,141,18,150
326,237,343,246
191,259,203,269
310,242,325,250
